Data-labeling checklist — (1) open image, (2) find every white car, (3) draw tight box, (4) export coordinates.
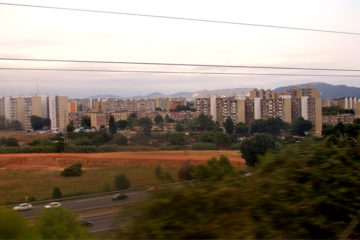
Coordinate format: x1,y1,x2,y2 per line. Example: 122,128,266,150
13,203,32,211
44,202,61,209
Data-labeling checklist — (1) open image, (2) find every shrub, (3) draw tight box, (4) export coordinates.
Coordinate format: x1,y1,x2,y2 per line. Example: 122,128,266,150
178,161,194,181
110,134,127,146
52,187,63,199
155,166,174,182
114,174,131,190
61,163,82,177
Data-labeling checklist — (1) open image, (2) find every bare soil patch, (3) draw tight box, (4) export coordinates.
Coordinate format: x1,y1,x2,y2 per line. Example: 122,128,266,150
0,150,245,169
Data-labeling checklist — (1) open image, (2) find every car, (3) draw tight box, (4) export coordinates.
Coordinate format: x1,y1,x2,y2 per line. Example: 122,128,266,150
80,219,94,228
13,203,32,211
112,193,128,201
44,202,61,209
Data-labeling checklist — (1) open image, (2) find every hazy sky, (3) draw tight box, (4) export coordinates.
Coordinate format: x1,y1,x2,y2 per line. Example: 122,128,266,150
1,0,360,97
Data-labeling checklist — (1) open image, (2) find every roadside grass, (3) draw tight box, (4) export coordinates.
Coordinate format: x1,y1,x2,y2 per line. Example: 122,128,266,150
0,166,178,204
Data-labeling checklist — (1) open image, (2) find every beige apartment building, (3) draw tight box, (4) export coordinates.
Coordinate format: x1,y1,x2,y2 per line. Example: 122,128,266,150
195,87,322,135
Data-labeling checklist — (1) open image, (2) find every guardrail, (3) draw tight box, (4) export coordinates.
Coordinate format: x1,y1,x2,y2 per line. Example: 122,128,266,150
8,180,194,206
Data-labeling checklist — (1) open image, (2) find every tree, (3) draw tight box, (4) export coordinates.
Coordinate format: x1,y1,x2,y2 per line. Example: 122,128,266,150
117,141,360,239
61,163,82,177
192,155,234,181
155,166,174,182
81,116,91,129
0,207,38,239
127,113,138,129
224,117,234,135
178,161,194,181
6,137,19,147
250,118,286,136
290,117,312,136
195,113,216,131
234,122,249,137
114,174,131,190
109,115,117,134
138,117,153,137
154,115,164,125
37,208,94,240
165,114,174,123
175,122,184,132
110,134,127,145
116,120,128,130
30,115,44,130
240,133,276,167
66,121,75,132
169,132,185,145
52,187,63,199
213,131,232,147
30,115,50,130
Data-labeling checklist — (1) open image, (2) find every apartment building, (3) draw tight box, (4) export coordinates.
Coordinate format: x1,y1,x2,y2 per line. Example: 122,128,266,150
216,96,238,125
48,95,68,130
195,87,322,134
135,99,156,112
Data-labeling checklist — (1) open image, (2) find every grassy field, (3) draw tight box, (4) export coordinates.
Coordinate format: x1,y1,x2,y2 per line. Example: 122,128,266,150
0,166,178,204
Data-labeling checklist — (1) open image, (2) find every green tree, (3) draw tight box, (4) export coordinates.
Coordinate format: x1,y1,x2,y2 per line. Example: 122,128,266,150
138,117,153,137
114,174,131,190
154,115,164,125
178,161,194,181
192,155,234,181
213,131,232,147
0,207,38,239
195,113,216,131
30,115,50,130
110,134,127,145
6,137,19,147
52,187,63,199
109,115,117,134
117,141,360,239
165,114,174,123
66,121,75,132
61,163,82,177
175,122,184,132
290,117,312,136
224,117,234,135
37,208,94,240
127,113,138,129
116,120,128,130
155,166,174,182
240,133,276,167
234,122,249,137
81,116,91,129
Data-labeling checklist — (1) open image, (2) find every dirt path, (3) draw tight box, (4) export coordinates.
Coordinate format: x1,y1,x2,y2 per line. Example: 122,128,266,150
0,150,245,169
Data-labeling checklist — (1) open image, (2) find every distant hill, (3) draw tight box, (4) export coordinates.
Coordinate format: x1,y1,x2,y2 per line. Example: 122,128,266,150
273,82,360,99
89,88,252,100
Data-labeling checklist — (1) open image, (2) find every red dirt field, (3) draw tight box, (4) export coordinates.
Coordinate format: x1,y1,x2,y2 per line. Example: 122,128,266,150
0,150,245,169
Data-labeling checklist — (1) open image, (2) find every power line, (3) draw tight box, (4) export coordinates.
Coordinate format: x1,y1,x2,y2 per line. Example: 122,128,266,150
1,67,360,77
1,57,360,72
0,2,359,36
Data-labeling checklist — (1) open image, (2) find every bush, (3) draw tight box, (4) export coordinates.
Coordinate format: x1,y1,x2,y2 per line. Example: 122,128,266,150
191,142,217,150
110,134,127,145
155,166,174,182
114,174,131,190
61,163,83,177
52,187,63,199
178,161,194,181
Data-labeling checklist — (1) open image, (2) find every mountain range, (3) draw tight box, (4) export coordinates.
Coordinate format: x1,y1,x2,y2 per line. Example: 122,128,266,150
89,83,360,100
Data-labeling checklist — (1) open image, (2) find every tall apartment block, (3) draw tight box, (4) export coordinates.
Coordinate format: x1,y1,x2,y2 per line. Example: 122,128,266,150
0,95,61,130
48,95,68,130
195,87,322,135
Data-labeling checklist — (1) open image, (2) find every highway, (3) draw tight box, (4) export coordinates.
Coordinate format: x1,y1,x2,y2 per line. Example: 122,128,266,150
19,190,149,219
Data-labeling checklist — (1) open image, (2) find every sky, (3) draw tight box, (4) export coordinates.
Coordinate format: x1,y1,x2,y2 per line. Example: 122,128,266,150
1,0,360,97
